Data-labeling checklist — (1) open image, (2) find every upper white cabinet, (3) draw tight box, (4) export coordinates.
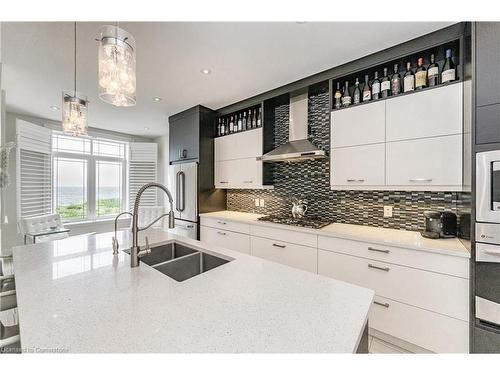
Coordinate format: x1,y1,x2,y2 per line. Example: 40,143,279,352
331,143,385,187
330,83,464,191
214,128,268,189
386,83,463,142
331,100,385,147
386,134,462,188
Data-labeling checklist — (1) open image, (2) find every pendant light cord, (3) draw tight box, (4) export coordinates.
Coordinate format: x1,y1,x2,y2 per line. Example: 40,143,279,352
74,21,77,96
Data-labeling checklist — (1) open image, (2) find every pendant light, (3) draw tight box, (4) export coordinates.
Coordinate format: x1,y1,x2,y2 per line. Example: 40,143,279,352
97,24,136,107
62,22,88,137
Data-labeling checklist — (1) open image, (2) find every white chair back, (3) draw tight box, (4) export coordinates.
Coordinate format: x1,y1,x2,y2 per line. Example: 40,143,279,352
18,213,69,243
137,206,167,229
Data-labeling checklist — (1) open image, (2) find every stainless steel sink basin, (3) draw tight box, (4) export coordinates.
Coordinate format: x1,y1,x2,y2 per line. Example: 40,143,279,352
123,241,231,282
154,251,230,282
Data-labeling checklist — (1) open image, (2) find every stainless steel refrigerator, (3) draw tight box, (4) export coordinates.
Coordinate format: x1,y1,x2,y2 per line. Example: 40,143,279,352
167,161,198,239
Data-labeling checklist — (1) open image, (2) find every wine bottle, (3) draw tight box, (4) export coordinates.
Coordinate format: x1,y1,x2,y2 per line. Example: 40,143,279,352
442,49,456,83
415,57,427,90
341,81,352,107
353,78,361,104
229,116,234,133
252,110,257,128
242,111,247,130
222,118,227,135
362,74,371,102
257,107,262,127
218,118,222,136
427,53,439,87
372,72,381,100
381,68,391,98
391,64,401,95
334,82,342,109
237,113,242,131
403,62,415,92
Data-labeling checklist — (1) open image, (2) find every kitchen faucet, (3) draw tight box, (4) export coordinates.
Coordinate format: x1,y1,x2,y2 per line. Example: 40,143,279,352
112,182,175,268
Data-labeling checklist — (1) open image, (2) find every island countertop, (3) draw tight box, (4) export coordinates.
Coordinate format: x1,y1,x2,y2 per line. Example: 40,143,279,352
12,229,374,353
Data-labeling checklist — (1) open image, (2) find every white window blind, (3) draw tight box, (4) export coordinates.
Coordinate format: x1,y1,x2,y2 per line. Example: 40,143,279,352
129,143,158,208
16,120,53,218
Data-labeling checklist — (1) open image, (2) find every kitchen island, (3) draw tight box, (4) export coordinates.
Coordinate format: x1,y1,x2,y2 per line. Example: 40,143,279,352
12,229,374,353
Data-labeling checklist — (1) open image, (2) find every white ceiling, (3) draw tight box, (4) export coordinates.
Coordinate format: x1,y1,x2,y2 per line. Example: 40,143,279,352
1,22,454,138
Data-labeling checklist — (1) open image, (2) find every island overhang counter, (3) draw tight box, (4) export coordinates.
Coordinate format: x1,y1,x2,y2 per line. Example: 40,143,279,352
12,229,374,353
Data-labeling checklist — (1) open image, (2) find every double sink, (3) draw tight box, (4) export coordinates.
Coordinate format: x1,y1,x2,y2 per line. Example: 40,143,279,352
125,242,231,282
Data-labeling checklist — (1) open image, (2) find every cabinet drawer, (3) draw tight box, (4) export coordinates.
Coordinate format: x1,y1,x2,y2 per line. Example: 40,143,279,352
370,296,469,353
215,128,262,161
200,226,250,254
250,236,317,273
250,225,317,248
200,217,250,234
318,250,469,321
386,134,462,188
386,83,463,141
317,236,469,278
330,143,385,187
331,101,385,147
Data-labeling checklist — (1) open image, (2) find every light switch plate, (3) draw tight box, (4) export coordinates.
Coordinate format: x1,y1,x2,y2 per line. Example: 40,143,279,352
383,206,393,218
259,199,265,207
255,198,260,207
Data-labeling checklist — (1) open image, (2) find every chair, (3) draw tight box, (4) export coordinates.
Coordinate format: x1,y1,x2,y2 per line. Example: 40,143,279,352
0,254,19,353
0,309,20,353
18,213,70,244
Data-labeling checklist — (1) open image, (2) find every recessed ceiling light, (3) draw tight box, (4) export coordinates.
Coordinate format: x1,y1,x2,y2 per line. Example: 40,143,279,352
144,127,150,131
152,97,162,102
50,105,60,111
201,68,211,75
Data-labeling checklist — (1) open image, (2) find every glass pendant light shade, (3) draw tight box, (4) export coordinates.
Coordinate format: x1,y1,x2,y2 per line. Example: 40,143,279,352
98,25,136,107
62,91,88,136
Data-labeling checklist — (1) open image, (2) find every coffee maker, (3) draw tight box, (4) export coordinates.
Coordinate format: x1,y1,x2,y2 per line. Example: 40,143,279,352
421,210,457,239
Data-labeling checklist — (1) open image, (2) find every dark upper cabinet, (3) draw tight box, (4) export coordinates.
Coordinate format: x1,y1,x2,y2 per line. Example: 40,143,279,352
169,108,200,162
476,22,500,107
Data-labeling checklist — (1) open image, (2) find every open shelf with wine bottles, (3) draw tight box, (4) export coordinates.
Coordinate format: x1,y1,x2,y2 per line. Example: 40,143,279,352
215,103,263,138
329,39,462,112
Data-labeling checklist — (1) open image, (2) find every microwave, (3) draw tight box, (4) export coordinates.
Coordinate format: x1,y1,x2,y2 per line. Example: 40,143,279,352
476,150,500,224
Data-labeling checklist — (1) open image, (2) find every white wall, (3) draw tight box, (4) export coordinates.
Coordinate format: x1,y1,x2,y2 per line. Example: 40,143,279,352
0,112,155,250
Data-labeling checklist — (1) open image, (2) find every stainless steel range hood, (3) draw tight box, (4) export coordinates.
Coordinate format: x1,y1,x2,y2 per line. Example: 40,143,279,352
262,89,326,163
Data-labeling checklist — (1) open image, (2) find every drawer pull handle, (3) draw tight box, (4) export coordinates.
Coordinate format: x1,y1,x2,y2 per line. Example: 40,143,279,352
368,264,390,272
367,247,390,254
243,180,253,183
273,243,286,248
484,249,500,255
346,179,365,182
373,301,390,308
217,231,227,236
217,221,227,225
219,181,228,184
409,178,432,182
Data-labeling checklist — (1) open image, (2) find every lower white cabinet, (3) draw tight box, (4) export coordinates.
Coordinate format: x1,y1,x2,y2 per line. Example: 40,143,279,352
250,236,317,273
200,226,250,254
386,134,463,189
215,158,263,189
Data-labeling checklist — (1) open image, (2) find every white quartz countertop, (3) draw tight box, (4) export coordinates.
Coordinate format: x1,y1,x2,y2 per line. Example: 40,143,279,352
12,230,374,353
200,211,470,258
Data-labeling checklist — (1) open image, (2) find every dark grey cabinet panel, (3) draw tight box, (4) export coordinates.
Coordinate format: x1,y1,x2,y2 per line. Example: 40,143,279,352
476,103,500,145
473,325,500,353
169,110,200,162
476,22,500,107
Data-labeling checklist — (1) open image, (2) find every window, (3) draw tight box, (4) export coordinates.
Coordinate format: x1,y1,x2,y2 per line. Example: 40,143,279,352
52,133,128,222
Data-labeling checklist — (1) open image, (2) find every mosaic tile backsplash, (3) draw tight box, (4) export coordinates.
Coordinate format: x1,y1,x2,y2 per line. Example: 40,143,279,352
226,85,471,232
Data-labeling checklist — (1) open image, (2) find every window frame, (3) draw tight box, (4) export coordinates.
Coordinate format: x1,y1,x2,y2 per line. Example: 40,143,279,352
52,133,128,223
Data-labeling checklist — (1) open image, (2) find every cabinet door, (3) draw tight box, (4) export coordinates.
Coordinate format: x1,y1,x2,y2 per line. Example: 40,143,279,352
215,158,262,188
386,134,462,188
476,103,500,145
169,111,199,162
331,143,385,187
386,83,463,141
250,236,317,273
200,226,250,254
331,101,385,147
476,22,500,107
215,128,262,161
215,160,230,188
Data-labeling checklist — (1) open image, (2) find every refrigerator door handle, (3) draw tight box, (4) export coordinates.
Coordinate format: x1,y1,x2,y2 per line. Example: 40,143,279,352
175,171,181,211
179,171,185,212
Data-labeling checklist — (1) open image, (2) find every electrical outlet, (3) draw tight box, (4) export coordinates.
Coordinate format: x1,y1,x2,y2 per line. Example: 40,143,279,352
383,205,393,218
255,198,260,207
259,199,265,207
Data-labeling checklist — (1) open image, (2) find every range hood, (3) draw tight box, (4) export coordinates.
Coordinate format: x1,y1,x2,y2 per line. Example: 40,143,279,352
262,89,326,163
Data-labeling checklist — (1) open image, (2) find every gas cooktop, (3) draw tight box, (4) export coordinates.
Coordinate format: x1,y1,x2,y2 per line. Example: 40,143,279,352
257,215,333,229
